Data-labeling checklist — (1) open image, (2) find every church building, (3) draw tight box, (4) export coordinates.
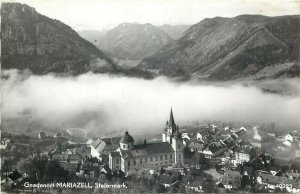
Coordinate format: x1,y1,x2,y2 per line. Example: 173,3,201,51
109,108,184,173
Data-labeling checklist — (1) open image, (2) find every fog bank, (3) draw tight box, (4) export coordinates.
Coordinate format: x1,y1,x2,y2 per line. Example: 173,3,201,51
2,70,300,136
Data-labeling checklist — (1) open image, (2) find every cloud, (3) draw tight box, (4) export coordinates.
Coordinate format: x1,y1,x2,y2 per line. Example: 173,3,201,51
1,69,300,137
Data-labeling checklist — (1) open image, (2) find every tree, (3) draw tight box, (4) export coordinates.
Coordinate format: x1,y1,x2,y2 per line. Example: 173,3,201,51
22,156,70,183
198,153,208,166
1,159,13,177
155,184,166,193
250,148,257,160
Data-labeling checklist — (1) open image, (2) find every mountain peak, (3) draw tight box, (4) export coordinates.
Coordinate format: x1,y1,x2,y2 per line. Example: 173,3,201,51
139,14,300,80
96,22,172,60
1,2,114,74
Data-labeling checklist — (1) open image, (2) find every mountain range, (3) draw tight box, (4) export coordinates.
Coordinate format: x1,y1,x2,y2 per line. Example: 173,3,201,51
2,3,299,81
139,15,300,80
78,24,190,61
1,3,153,78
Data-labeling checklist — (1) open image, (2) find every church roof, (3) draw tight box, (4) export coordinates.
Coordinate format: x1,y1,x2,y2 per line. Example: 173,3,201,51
132,142,174,156
119,142,174,158
120,131,134,143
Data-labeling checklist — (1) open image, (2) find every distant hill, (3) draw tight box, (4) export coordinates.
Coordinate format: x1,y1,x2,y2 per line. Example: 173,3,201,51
1,3,154,78
159,24,190,40
139,15,300,80
96,23,172,60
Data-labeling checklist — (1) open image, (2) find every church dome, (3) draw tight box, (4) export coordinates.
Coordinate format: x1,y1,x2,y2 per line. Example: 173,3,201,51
120,131,134,143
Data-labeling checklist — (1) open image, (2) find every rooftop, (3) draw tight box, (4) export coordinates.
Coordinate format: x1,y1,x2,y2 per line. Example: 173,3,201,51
120,131,134,144
118,142,174,158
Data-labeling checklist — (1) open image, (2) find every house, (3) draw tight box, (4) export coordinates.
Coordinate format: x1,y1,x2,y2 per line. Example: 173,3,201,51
66,148,76,155
268,166,280,176
267,133,276,137
231,127,246,136
109,152,121,171
283,140,292,147
53,154,68,162
170,162,186,175
188,141,205,152
100,164,112,175
182,133,190,141
285,133,294,143
202,147,213,159
158,175,177,188
198,130,214,143
186,179,204,192
208,124,220,134
1,171,28,188
38,132,47,139
78,157,101,177
90,136,121,160
222,136,236,148
222,170,241,190
2,138,11,145
0,138,11,150
68,154,82,164
233,145,252,165
239,127,247,133
196,133,203,141
202,142,227,159
224,126,230,131
183,133,201,147
220,151,232,164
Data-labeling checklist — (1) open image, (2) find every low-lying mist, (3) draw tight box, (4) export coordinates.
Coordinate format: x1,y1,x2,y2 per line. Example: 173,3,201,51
1,69,300,137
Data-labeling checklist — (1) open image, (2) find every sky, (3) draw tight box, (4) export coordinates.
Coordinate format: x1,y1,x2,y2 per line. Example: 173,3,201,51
3,0,300,30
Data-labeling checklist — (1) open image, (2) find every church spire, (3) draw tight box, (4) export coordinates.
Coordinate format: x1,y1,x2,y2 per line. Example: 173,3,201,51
169,108,175,125
169,107,177,133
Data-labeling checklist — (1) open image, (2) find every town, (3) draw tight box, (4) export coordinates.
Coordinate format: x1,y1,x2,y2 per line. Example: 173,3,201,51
1,109,300,193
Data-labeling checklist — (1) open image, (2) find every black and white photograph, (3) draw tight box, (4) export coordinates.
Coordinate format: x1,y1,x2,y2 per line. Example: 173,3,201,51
1,0,300,193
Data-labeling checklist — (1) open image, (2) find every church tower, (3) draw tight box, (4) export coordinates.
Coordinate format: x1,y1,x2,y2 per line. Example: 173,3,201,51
162,108,184,164
162,108,177,143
